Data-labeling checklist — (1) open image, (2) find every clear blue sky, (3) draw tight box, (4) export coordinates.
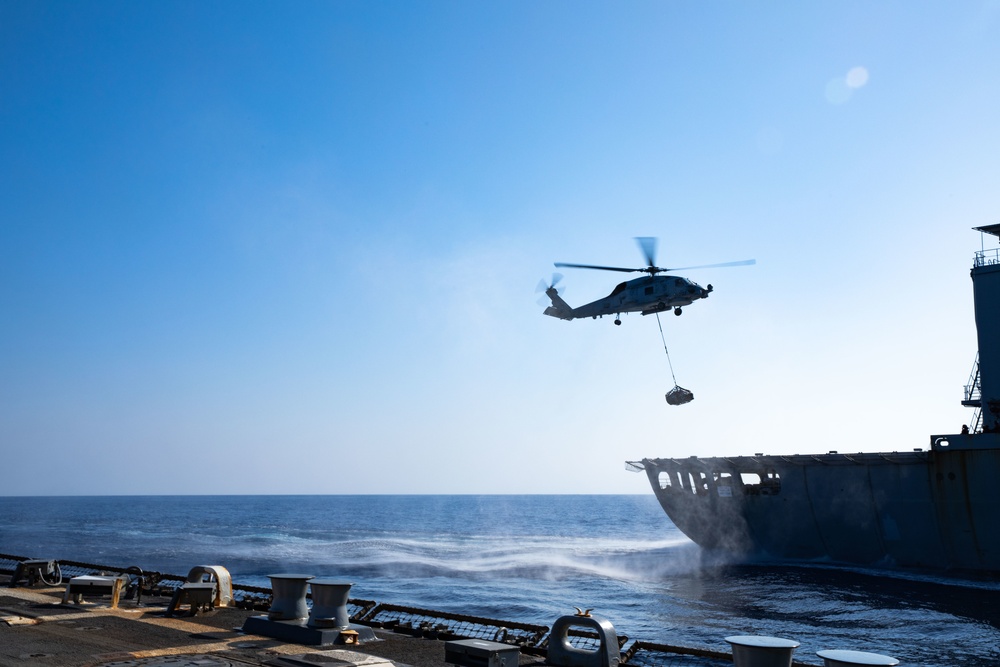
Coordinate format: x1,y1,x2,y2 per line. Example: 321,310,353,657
2,1,999,495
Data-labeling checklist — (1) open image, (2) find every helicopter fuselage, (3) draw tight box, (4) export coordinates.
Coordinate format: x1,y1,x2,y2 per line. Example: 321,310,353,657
544,274,712,321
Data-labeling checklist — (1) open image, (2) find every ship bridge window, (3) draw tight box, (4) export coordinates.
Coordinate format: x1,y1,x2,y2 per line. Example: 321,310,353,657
686,472,710,495
658,471,688,490
741,470,781,496
715,472,735,497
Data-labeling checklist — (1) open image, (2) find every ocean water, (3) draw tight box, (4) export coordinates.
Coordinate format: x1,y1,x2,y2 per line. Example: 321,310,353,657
0,494,997,666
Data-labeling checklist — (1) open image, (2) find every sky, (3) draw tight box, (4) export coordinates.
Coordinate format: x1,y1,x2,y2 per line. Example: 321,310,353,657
2,1,1000,495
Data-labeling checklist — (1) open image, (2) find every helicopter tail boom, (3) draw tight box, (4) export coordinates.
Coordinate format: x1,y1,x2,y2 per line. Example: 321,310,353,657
543,287,575,320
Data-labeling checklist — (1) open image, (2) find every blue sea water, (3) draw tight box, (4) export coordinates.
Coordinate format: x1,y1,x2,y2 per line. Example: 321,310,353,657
0,494,997,666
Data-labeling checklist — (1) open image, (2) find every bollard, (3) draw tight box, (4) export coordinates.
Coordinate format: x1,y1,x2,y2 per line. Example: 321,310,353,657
816,650,899,667
266,573,314,621
725,636,800,667
307,579,353,628
547,612,619,667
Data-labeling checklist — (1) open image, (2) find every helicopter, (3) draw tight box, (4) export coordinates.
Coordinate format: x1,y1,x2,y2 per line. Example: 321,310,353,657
540,237,754,325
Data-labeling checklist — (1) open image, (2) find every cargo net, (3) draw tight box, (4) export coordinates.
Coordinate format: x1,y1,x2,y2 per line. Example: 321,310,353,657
535,627,629,654
0,554,27,576
665,386,694,406
343,597,379,620
357,603,548,647
622,641,733,667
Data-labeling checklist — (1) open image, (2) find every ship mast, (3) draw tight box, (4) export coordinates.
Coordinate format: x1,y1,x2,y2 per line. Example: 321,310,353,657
970,224,1000,432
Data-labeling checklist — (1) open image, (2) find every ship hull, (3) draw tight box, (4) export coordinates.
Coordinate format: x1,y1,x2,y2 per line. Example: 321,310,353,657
639,434,1000,573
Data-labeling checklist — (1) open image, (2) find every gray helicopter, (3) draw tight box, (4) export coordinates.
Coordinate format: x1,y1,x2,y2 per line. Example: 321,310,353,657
540,237,754,325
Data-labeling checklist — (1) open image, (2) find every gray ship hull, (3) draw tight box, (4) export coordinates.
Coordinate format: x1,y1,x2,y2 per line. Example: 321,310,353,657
637,434,1000,572
632,229,1000,574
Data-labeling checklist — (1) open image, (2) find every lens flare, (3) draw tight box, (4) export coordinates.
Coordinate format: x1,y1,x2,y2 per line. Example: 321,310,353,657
846,66,869,88
825,66,869,104
824,77,852,105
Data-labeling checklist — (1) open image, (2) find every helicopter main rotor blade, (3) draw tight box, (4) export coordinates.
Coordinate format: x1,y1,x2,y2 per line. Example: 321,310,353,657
665,259,757,271
635,237,658,268
554,262,642,273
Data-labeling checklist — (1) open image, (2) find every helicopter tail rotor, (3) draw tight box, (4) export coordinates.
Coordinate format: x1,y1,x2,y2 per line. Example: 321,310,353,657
537,273,569,308
536,273,563,294
538,273,574,320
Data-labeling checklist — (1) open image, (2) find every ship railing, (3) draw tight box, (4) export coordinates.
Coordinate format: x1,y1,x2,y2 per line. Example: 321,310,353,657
963,354,982,433
969,408,983,434
358,602,549,646
964,353,980,402
974,247,1000,267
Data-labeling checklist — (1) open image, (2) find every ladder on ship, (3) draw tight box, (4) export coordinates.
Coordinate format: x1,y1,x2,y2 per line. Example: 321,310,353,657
963,353,982,433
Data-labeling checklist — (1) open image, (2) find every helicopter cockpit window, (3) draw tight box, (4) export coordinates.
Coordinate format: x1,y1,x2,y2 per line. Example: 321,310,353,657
644,286,654,295
674,278,684,287
609,282,627,297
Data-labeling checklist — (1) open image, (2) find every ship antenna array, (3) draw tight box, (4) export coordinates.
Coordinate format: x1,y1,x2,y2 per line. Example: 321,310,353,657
655,311,679,386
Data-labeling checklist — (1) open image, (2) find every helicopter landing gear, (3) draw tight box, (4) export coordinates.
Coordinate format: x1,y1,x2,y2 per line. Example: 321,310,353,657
614,316,621,326
674,308,683,316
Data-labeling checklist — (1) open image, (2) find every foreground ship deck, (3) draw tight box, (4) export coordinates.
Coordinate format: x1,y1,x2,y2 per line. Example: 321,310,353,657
0,578,481,667
0,562,791,667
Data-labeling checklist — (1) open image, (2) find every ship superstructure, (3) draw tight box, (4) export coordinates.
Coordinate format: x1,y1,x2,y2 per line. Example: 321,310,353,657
629,227,1000,573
